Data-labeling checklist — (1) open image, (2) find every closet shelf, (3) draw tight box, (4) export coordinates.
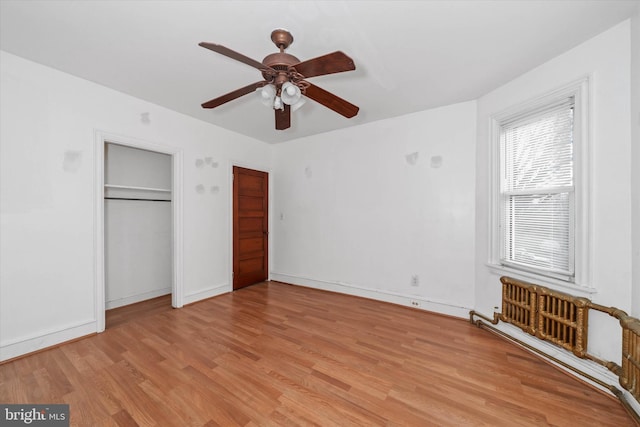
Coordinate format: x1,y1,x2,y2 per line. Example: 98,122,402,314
104,184,171,193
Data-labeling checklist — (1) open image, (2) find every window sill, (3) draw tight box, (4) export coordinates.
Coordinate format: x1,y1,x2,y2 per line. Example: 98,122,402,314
485,263,597,296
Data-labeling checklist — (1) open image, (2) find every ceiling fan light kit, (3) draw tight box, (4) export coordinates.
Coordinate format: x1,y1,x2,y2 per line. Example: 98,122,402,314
199,29,359,130
281,82,302,105
259,84,277,107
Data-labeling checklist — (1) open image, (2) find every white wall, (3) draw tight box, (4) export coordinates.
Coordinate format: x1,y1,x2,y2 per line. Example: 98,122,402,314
105,199,172,308
105,143,172,189
104,144,172,309
630,6,640,319
0,51,273,361
272,101,477,317
475,20,633,381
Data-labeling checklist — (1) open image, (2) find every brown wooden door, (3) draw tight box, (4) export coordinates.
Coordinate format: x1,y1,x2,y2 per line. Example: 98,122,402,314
233,166,268,290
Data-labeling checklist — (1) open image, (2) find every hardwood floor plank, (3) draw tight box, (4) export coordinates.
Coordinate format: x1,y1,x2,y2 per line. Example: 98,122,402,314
106,295,172,329
112,409,138,427
1,281,636,426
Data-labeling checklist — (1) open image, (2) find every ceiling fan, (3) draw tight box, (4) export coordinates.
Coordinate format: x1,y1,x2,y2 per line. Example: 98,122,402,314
199,29,359,130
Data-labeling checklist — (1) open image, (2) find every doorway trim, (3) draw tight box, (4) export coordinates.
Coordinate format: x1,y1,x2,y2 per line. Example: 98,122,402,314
229,160,272,291
94,130,184,332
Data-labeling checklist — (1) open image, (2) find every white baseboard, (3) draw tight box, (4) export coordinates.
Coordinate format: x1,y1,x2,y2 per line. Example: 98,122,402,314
183,283,230,305
106,287,172,309
270,272,471,318
624,388,640,416
0,320,96,362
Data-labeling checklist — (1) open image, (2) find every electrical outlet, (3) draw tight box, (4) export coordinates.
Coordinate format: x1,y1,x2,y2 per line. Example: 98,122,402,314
411,275,419,286
410,300,420,307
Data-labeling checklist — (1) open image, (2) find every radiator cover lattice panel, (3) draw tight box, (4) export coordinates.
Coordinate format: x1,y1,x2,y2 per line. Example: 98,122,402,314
621,318,640,401
500,277,589,357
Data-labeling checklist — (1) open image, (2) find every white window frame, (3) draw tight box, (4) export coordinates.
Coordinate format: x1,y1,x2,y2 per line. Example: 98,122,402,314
488,77,592,291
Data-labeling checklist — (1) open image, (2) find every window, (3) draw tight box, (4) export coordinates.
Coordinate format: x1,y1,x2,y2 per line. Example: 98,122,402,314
500,100,574,276
491,78,589,285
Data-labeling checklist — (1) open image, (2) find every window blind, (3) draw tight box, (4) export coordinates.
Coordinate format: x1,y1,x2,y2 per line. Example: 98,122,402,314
500,100,574,276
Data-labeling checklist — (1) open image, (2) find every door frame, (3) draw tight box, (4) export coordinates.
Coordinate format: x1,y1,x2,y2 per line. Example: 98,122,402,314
229,161,272,290
94,130,184,332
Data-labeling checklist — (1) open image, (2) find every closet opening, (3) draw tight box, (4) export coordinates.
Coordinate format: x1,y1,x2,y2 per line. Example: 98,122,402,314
101,141,178,329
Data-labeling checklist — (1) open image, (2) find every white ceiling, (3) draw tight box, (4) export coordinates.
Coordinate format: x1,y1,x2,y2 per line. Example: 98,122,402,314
1,1,638,144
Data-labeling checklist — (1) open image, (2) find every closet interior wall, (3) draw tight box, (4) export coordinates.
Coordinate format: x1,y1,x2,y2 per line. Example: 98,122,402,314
104,143,172,310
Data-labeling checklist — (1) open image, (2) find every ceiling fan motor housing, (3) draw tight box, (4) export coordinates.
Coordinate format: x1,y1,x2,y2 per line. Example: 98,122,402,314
261,53,301,87
262,30,302,90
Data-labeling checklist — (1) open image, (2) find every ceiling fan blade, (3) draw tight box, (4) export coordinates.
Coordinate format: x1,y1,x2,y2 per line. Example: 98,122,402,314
199,42,272,71
201,81,267,109
275,104,291,130
292,51,355,78
304,83,359,118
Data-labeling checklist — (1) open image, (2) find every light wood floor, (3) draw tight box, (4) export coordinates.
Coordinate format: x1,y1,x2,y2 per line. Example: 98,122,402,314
1,281,635,426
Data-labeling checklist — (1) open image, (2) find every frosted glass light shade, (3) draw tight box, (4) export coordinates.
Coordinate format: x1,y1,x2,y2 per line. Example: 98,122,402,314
260,84,277,107
281,82,302,105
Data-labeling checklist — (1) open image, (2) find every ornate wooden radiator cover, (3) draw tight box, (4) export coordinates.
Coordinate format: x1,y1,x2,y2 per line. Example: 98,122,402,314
498,276,639,404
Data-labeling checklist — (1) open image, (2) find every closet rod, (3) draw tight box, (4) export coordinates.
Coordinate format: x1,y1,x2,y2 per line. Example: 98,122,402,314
105,197,171,202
